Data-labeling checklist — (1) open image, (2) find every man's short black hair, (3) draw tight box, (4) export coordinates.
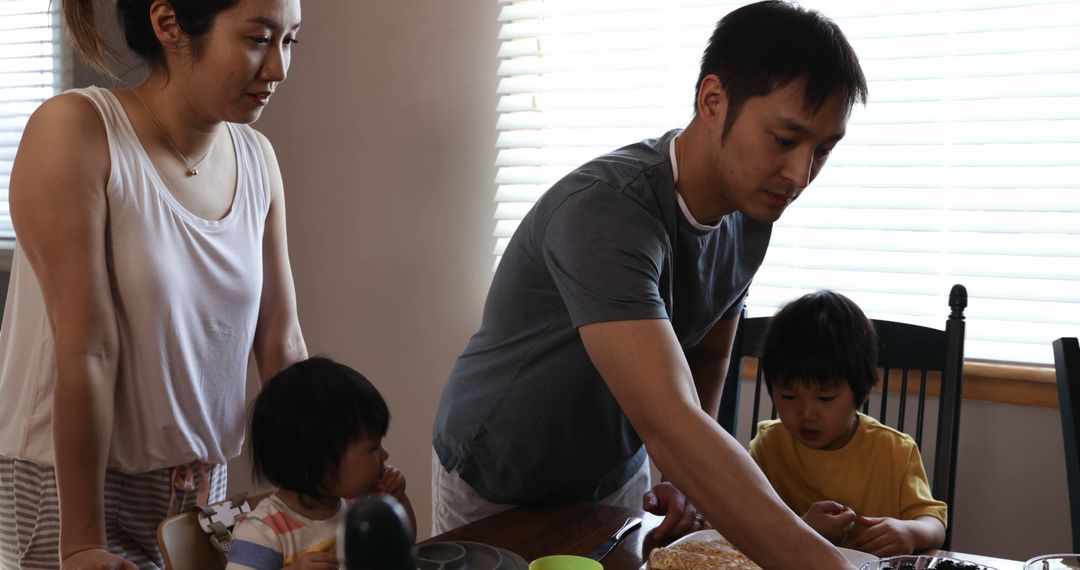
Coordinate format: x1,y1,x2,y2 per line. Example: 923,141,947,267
697,0,868,137
250,356,390,502
761,290,879,406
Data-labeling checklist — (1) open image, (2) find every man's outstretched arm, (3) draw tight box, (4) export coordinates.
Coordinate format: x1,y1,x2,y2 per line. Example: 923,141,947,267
579,318,855,570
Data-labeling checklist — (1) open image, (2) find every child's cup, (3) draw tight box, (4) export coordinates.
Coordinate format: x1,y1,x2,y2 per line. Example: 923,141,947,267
528,555,603,570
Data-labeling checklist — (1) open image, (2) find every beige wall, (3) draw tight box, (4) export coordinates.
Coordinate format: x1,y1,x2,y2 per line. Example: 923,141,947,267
237,0,1073,561
241,0,499,540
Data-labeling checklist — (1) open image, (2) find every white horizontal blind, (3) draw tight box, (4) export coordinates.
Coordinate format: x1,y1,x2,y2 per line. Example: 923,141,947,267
0,0,65,240
495,0,1080,365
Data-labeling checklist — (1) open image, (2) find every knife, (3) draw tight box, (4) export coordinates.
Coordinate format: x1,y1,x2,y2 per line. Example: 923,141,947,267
586,516,642,562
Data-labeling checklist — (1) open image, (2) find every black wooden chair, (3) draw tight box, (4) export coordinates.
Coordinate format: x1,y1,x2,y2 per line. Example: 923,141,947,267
717,284,968,549
1053,336,1080,552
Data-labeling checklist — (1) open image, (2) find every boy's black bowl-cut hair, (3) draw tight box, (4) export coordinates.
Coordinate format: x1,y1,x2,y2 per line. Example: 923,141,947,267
761,290,879,407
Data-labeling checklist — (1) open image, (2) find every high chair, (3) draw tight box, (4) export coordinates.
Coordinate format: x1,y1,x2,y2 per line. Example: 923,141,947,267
157,490,273,570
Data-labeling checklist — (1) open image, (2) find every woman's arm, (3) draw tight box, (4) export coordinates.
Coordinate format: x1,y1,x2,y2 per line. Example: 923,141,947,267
251,131,307,384
10,93,131,567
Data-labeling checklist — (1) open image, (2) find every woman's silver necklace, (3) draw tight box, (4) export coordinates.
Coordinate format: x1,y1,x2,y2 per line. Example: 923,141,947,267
130,87,211,176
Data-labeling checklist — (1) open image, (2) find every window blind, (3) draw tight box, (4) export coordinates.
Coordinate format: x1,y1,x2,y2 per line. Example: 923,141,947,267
495,0,1080,365
0,0,65,240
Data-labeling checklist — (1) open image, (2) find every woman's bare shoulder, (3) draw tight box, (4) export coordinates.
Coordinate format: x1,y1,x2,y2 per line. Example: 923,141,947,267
32,90,105,128
13,90,111,197
22,91,110,159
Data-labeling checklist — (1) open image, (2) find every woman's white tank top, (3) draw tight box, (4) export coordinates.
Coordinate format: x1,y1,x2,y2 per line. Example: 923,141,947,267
0,87,270,473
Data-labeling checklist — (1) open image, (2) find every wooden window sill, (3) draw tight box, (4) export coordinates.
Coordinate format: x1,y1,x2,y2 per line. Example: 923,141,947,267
963,360,1057,408
739,359,1059,408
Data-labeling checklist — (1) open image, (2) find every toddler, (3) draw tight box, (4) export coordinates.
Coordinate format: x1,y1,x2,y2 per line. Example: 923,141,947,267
226,357,416,570
748,291,946,556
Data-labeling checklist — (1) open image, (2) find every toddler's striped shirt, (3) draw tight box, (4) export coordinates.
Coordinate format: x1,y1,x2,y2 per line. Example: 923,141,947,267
226,493,344,570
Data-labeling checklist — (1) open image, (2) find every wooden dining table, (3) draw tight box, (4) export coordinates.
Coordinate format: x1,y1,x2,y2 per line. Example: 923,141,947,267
423,502,1024,569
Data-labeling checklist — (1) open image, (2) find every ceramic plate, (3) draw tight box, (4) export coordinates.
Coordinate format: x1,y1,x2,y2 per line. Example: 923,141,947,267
457,541,529,570
492,546,529,569
640,529,878,569
416,540,528,570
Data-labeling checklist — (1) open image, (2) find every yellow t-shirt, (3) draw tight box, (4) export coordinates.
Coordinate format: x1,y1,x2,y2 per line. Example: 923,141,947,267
748,413,947,526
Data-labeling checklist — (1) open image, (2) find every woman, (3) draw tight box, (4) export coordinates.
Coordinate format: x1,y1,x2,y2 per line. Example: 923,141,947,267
0,0,307,568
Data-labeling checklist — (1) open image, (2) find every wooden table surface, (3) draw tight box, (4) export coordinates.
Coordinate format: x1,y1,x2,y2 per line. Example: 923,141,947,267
423,502,1025,569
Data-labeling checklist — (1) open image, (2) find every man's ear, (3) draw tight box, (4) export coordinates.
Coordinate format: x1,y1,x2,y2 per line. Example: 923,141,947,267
148,0,185,49
696,74,728,126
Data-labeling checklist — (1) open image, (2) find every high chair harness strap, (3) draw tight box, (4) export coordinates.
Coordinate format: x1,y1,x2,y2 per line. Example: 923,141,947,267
196,492,251,559
167,461,211,517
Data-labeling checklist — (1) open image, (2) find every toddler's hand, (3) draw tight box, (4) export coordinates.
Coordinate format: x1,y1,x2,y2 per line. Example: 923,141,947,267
847,516,916,556
802,500,857,545
375,465,407,499
287,551,338,570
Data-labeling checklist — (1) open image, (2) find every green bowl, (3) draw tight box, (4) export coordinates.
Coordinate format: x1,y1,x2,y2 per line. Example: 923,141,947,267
528,554,604,570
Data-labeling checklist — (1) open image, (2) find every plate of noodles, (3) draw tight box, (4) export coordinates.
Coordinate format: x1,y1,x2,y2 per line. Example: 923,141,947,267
643,529,877,569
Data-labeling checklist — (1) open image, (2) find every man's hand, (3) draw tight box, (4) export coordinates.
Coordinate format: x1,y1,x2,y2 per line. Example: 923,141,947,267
375,465,407,500
287,551,338,570
61,548,136,570
643,482,708,540
801,500,857,545
845,516,917,556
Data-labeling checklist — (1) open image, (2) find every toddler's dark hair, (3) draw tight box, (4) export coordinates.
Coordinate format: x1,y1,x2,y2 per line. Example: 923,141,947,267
250,356,390,502
760,290,878,406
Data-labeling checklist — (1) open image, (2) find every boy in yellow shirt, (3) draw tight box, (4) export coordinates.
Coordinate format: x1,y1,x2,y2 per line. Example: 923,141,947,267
748,290,946,556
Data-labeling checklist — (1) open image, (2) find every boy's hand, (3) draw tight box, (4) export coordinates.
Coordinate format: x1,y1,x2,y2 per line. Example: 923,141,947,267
287,551,338,570
846,516,916,556
375,465,407,499
801,500,857,544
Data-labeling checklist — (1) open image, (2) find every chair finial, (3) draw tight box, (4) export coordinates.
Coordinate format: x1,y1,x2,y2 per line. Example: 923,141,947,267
949,284,968,319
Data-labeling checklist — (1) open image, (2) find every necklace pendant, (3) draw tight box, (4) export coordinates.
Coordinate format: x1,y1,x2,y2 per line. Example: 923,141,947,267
188,168,199,176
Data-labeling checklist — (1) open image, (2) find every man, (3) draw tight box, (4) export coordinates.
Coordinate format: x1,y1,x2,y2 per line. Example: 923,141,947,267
433,1,868,567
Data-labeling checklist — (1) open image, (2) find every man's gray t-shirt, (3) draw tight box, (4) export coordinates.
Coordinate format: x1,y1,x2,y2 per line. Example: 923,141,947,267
433,130,772,504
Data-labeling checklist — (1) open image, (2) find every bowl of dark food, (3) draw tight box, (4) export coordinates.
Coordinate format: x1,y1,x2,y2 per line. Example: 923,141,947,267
860,555,998,570
1022,554,1080,569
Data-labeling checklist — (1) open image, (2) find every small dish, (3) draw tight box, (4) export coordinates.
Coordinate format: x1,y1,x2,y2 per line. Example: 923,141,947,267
416,542,467,570
416,540,528,569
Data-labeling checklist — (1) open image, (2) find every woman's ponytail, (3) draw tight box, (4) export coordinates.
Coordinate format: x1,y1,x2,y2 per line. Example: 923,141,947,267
62,0,118,76
61,0,241,74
